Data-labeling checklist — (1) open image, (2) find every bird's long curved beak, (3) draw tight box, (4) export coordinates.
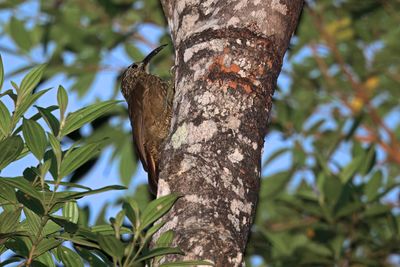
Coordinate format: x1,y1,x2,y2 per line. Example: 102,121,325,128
141,44,168,68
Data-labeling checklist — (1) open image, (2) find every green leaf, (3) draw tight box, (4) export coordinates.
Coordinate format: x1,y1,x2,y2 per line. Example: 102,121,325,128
260,171,292,199
139,194,180,231
34,238,62,257
143,222,165,245
0,207,22,233
97,234,124,259
0,177,42,200
22,119,47,161
91,224,131,235
112,210,125,237
60,100,121,137
57,85,68,121
4,236,29,257
339,155,363,183
63,201,79,224
19,64,46,99
35,252,56,267
159,261,215,267
13,105,58,135
9,17,32,52
119,143,136,186
262,147,289,168
156,230,174,247
45,180,91,190
0,182,17,203
47,133,61,171
59,141,103,178
14,88,51,122
0,100,11,136
123,198,140,228
75,246,109,267
0,257,21,267
57,234,100,249
50,216,79,234
24,208,40,238
57,185,126,202
0,135,24,170
133,247,182,263
35,106,60,136
57,246,84,267
0,54,4,90
16,190,45,215
124,43,144,61
365,171,382,202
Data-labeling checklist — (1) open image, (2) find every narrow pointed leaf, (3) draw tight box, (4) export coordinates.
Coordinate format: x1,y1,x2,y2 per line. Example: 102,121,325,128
23,208,41,234
133,247,182,263
59,142,102,178
19,64,46,99
0,54,3,90
0,207,22,233
22,119,47,161
57,246,84,267
0,100,10,136
97,234,124,259
60,100,121,137
36,106,60,136
75,246,108,267
0,177,42,200
47,133,61,169
57,85,68,121
14,88,51,121
159,261,215,267
57,185,126,202
139,194,180,231
63,201,79,224
9,17,32,52
16,190,45,215
156,230,174,247
34,238,62,257
0,136,24,170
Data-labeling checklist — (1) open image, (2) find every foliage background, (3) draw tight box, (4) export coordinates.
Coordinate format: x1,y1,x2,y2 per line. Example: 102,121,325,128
0,0,399,266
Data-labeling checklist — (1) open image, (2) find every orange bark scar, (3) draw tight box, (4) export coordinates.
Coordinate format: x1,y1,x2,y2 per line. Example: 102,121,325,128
208,48,256,94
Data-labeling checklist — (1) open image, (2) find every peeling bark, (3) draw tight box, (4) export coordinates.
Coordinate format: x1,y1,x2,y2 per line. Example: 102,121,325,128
156,0,303,265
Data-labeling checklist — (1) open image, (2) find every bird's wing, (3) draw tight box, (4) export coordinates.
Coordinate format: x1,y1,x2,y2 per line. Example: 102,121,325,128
145,149,158,195
128,84,149,172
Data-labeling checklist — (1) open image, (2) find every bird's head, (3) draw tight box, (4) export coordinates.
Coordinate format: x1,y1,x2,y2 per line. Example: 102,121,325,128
121,44,167,98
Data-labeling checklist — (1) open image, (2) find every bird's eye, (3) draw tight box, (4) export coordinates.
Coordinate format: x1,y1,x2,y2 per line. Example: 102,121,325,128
129,63,138,69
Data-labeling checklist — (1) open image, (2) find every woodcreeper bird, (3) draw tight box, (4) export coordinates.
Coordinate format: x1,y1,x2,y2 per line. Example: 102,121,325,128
120,44,174,194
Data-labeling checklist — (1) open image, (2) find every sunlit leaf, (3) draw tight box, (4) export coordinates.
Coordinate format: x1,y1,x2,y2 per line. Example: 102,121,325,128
57,85,68,121
22,119,47,161
59,141,103,178
159,261,215,267
97,234,124,259
139,194,180,231
9,17,32,52
63,201,79,224
57,246,84,267
133,247,182,263
60,100,121,137
0,136,24,170
19,64,46,99
0,100,10,136
35,106,60,136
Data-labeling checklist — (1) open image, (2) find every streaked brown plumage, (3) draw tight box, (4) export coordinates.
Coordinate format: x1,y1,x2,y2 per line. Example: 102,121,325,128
120,45,173,194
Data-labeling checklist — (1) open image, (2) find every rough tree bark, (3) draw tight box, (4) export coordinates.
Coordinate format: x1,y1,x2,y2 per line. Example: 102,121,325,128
156,0,303,266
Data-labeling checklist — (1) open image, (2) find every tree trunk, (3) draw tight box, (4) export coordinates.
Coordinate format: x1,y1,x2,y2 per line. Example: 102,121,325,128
156,0,303,265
